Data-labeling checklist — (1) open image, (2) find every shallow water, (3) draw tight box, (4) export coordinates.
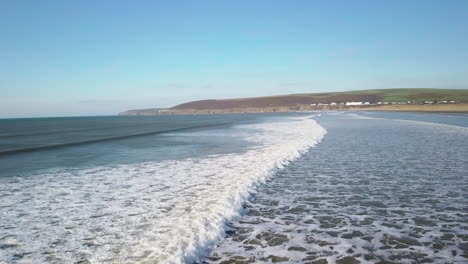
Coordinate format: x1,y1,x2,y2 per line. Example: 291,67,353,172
206,112,468,264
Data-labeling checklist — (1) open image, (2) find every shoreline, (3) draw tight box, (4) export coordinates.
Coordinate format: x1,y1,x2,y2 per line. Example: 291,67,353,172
358,103,468,113
119,104,468,116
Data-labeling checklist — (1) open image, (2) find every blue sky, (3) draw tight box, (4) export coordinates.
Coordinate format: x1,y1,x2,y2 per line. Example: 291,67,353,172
1,0,467,117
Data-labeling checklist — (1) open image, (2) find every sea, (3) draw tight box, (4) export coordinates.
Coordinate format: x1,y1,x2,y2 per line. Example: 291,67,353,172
0,112,467,264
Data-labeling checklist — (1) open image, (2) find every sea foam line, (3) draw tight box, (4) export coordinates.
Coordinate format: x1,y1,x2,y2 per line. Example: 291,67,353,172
346,113,468,132
0,116,326,264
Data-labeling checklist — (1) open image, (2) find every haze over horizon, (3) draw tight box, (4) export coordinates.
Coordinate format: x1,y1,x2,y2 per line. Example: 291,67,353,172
1,0,468,117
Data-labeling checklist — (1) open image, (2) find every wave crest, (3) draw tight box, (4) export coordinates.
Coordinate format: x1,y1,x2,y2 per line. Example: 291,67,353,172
0,116,326,263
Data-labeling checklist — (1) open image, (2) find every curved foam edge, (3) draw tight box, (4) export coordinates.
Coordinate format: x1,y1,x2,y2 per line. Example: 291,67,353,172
0,116,327,264
345,113,468,132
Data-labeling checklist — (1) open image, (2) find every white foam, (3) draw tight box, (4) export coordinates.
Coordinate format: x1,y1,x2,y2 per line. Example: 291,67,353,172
345,113,468,132
205,113,468,263
0,116,326,264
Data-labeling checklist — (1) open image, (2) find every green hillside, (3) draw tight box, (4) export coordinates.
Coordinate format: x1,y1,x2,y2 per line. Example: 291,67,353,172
299,88,468,103
121,88,468,115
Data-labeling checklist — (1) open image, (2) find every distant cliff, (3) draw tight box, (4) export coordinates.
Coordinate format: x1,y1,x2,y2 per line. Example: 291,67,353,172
118,88,468,115
171,94,380,110
118,108,169,116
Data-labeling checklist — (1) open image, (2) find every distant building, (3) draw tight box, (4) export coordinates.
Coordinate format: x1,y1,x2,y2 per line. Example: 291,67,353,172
310,103,317,106
364,102,370,105
330,102,337,106
424,101,434,104
377,102,382,105
346,102,363,106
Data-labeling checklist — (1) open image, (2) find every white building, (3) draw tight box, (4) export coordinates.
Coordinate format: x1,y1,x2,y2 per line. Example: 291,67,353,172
346,102,363,106
330,102,337,106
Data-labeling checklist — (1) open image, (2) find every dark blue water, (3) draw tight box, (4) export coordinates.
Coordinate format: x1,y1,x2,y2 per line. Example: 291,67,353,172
0,114,276,177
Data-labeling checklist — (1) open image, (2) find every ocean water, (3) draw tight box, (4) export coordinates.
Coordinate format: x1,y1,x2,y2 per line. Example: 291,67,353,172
206,112,468,264
1,112,467,264
0,113,326,263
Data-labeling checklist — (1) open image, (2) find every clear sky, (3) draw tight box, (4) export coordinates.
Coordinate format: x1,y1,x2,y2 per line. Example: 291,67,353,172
1,0,468,117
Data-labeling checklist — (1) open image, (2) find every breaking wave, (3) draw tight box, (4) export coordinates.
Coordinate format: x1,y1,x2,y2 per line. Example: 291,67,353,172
0,116,326,263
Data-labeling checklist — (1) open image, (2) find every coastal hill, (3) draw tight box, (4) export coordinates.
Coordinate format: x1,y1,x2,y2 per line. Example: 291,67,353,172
119,88,468,115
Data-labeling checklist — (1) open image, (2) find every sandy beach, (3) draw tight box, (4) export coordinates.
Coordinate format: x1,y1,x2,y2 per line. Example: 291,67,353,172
360,103,468,113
